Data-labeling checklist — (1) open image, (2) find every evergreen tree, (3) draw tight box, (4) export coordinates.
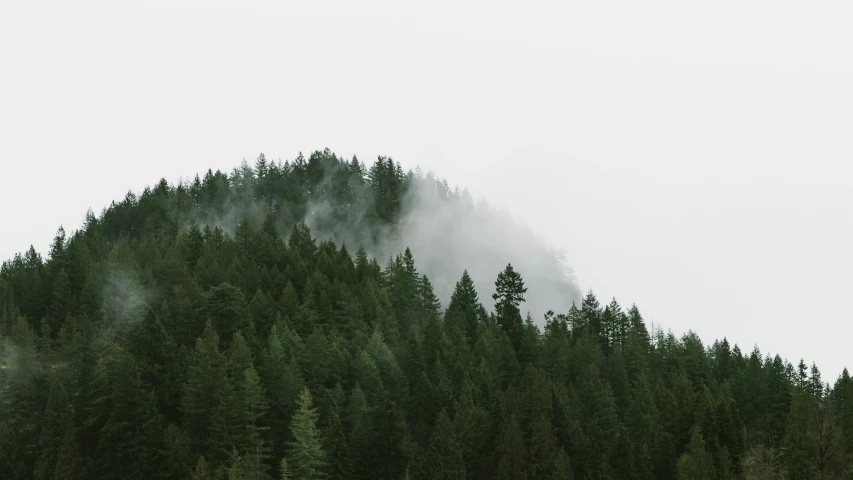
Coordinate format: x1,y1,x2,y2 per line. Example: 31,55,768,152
419,409,466,480
239,366,272,480
552,448,574,480
321,399,352,480
446,270,486,344
492,264,527,349
580,291,601,341
89,333,146,477
495,415,527,480
287,387,327,479
453,379,488,478
53,421,86,480
676,427,715,480
192,456,214,480
182,323,233,464
566,364,618,478
346,384,375,479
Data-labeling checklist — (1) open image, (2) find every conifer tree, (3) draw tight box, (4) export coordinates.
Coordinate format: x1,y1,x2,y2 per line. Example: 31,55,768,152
191,456,214,480
90,333,146,477
419,274,442,317
676,427,715,480
492,264,527,349
567,364,618,478
552,448,574,480
279,459,291,480
287,387,327,479
34,377,70,480
50,269,72,334
346,384,378,479
419,408,466,480
239,366,272,480
495,415,527,480
580,291,602,345
446,270,485,344
53,421,86,480
453,379,488,477
182,323,233,463
321,399,352,480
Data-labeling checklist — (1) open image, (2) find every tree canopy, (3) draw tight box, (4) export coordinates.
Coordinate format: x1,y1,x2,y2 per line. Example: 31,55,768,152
0,150,848,479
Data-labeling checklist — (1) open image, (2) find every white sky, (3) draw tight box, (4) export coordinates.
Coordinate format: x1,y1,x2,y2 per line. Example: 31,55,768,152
2,1,852,378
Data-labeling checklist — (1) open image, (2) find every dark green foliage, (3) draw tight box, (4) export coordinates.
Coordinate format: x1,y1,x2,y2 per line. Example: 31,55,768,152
53,421,86,480
566,364,618,478
238,366,273,480
200,283,251,348
0,151,846,479
287,387,326,479
492,263,527,349
418,409,466,479
495,415,527,480
321,398,352,480
676,427,715,480
446,270,486,345
182,323,234,464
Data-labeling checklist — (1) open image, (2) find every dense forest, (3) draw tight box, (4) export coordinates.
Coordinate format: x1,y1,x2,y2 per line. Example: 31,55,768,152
1,150,851,479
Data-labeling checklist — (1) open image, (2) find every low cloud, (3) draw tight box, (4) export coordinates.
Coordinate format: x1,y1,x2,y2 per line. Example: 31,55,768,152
306,170,582,321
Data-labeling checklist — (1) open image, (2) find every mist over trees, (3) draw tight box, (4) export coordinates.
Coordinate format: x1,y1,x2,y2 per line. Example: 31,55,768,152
1,149,851,479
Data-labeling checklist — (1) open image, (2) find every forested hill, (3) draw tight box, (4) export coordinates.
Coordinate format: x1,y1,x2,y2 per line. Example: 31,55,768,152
0,150,850,480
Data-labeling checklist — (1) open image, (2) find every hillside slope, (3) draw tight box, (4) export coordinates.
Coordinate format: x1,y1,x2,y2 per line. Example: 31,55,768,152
0,150,850,479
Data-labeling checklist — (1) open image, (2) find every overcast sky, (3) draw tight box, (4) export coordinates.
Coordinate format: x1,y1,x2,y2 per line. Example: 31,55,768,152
2,0,852,378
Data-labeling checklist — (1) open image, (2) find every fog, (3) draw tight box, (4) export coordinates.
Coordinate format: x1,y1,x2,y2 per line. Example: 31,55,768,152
194,158,582,320
304,168,582,319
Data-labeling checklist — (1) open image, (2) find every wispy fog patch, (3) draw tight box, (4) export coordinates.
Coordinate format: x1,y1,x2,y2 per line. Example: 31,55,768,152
0,338,42,390
179,158,581,322
101,267,152,329
306,172,582,321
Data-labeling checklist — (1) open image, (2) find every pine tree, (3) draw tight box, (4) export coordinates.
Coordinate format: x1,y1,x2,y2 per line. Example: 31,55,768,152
161,423,195,479
580,291,602,345
521,365,560,479
445,270,486,345
250,289,278,338
321,400,352,480
279,459,292,480
240,366,272,480
191,456,213,480
287,387,327,479
419,275,442,318
453,379,488,477
495,415,527,480
492,264,527,349
34,377,70,480
419,409,466,480
289,222,318,264
346,384,376,479
622,374,660,480
90,333,146,477
182,323,233,463
740,445,787,480
50,268,72,334
129,301,180,418
552,448,574,480
676,427,715,480
53,421,86,480
566,364,618,478
263,325,305,456
201,283,251,348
